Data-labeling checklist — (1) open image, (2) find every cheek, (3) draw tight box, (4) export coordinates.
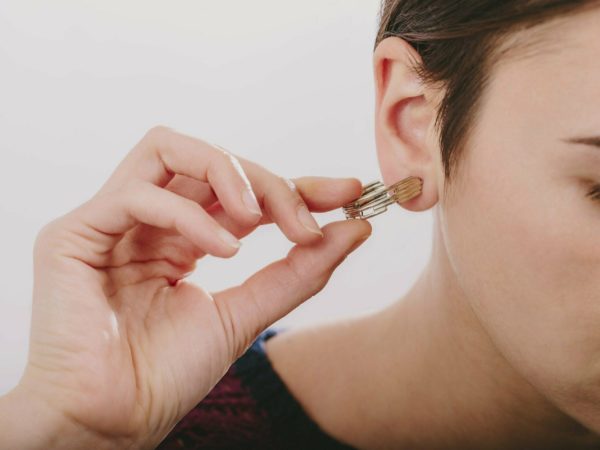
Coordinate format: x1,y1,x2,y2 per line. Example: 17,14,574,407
441,136,600,400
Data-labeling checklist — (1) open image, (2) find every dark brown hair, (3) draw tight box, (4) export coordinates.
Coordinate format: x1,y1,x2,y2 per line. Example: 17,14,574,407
375,0,600,189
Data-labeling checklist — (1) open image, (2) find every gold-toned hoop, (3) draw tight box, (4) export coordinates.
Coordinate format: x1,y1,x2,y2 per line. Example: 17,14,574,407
342,176,423,220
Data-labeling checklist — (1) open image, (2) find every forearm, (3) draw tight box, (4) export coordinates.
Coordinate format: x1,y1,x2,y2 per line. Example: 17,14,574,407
0,384,133,450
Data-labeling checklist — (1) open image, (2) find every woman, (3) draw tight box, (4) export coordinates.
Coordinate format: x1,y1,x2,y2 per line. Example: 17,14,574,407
3,0,600,449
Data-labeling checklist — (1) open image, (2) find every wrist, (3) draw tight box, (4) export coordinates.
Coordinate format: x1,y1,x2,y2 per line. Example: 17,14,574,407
0,383,135,450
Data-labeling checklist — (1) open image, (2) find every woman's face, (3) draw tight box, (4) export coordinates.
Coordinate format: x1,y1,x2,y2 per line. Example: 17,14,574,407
440,6,600,420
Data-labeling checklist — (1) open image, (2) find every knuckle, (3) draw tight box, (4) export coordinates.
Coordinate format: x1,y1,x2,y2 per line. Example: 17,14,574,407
144,124,171,142
33,217,64,256
34,220,56,246
140,125,175,155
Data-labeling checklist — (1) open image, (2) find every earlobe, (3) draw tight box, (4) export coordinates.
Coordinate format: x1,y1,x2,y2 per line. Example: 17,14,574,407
373,37,440,212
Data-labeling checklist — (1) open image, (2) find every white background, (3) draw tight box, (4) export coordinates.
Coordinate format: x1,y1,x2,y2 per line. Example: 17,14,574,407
0,0,432,394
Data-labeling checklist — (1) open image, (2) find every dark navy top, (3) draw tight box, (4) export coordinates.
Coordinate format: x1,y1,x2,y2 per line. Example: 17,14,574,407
156,327,357,449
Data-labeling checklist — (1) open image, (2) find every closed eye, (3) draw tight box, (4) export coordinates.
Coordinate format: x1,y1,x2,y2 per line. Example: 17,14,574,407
587,183,600,201
563,135,600,149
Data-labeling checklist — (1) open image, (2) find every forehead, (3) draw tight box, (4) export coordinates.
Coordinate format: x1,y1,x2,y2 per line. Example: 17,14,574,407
478,6,600,131
492,5,600,80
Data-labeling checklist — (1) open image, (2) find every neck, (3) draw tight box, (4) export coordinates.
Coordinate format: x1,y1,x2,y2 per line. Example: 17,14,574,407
346,209,599,450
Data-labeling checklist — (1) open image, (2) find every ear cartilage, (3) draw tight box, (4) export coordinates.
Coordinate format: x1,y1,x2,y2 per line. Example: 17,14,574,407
342,176,423,220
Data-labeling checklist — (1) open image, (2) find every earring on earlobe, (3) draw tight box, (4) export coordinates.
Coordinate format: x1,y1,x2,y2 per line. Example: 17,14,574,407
342,176,423,220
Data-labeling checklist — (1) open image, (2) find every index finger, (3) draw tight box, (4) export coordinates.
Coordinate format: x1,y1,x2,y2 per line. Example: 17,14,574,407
98,126,263,228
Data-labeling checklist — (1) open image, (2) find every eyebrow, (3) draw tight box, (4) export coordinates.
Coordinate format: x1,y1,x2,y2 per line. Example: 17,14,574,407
563,136,600,148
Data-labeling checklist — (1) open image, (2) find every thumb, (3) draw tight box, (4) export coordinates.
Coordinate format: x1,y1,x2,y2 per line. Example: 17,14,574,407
211,218,372,358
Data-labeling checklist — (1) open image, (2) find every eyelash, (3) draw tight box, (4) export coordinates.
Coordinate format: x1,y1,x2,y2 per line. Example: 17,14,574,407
586,183,600,201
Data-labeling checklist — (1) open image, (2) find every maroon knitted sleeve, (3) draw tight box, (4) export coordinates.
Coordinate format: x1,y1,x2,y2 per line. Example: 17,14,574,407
156,327,356,450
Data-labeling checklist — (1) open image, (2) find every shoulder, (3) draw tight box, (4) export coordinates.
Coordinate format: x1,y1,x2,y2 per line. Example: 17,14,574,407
156,326,357,450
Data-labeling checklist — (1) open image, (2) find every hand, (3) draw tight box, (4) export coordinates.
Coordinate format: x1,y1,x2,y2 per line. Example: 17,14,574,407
4,126,372,449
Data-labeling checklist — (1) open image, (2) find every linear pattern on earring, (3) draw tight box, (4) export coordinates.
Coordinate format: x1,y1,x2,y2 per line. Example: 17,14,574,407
342,176,423,220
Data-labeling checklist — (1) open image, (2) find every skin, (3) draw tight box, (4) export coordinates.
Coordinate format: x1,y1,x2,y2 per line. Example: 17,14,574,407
264,5,600,450
0,126,372,449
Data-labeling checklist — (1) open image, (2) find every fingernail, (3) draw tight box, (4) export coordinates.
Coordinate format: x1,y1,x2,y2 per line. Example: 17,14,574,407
218,228,242,249
347,234,370,253
297,204,323,236
242,188,262,216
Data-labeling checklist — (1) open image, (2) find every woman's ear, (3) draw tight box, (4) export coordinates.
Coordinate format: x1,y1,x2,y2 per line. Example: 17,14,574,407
373,36,441,212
